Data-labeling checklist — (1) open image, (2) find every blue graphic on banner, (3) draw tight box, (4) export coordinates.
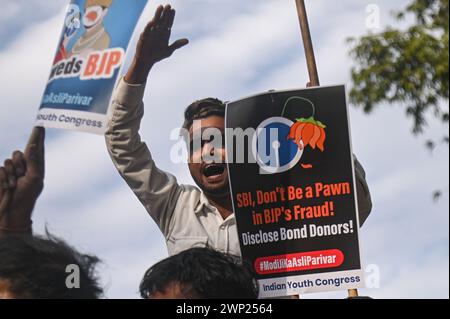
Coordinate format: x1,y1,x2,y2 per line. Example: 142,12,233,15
253,117,303,174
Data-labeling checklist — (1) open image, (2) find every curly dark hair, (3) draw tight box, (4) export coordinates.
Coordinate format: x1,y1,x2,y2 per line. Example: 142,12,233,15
182,98,226,131
0,232,103,299
139,247,259,299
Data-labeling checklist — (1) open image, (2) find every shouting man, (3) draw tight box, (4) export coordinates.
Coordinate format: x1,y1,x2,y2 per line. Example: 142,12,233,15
105,5,372,257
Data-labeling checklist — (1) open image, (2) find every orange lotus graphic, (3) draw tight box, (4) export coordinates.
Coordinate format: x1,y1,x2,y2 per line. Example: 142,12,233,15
287,116,326,151
282,96,327,169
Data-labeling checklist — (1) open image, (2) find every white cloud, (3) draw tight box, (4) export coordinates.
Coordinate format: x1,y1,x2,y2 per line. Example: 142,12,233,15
0,1,20,25
0,7,65,149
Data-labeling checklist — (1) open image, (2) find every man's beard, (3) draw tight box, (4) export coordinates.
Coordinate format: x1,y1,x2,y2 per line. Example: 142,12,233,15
191,174,231,197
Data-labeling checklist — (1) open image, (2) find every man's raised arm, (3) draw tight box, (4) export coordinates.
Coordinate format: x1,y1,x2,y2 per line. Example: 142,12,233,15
105,5,188,235
125,4,188,85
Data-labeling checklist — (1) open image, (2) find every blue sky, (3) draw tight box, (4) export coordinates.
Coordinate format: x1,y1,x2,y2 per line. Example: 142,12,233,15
0,0,448,299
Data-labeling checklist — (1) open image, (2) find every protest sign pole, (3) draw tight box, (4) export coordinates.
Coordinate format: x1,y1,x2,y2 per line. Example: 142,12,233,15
294,0,359,299
295,0,320,87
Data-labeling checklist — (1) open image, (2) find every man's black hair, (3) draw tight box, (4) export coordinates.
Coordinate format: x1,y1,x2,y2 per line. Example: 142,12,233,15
182,98,226,131
0,232,103,299
139,247,259,299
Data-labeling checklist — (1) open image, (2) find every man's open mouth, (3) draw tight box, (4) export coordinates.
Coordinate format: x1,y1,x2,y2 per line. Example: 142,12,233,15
202,163,226,179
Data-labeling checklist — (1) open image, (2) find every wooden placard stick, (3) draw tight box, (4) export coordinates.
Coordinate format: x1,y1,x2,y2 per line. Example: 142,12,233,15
295,0,320,87
294,0,359,299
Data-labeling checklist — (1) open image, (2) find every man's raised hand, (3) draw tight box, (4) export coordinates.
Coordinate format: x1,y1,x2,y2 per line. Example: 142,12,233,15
0,127,45,234
125,4,189,84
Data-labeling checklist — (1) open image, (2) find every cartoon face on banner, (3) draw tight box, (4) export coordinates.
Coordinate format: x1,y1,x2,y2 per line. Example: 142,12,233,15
55,0,114,64
252,97,328,175
83,5,107,28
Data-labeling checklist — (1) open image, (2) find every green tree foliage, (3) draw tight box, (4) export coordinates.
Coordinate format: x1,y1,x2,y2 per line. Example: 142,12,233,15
348,0,449,146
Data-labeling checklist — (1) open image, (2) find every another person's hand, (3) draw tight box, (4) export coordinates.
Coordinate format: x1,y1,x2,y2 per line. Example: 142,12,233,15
125,4,189,84
0,127,45,235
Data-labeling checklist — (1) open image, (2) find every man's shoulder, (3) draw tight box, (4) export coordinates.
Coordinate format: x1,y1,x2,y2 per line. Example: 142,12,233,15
176,184,208,213
180,183,201,193
178,184,202,201
167,184,206,226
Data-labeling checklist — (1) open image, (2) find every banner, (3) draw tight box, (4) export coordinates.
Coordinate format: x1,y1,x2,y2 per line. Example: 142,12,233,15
226,85,364,298
36,0,148,134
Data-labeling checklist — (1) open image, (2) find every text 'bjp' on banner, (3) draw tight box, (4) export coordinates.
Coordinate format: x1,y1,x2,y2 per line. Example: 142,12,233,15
226,85,365,298
36,0,148,134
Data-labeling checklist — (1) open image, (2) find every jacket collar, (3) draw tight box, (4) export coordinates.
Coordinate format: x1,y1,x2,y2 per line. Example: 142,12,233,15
195,192,235,221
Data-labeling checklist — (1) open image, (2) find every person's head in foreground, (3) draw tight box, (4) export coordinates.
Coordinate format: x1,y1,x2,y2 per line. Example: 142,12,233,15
0,232,102,299
183,98,229,198
140,247,259,299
